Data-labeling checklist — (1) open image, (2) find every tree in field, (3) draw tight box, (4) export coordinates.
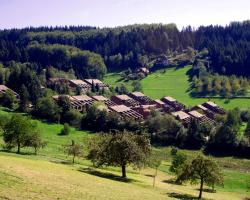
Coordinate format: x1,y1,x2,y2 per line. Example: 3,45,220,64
115,84,129,94
24,131,47,154
147,151,162,187
132,81,143,92
60,123,71,135
34,97,61,122
62,110,82,128
225,108,241,132
177,155,223,199
170,151,188,184
88,131,151,178
3,114,41,154
64,140,83,164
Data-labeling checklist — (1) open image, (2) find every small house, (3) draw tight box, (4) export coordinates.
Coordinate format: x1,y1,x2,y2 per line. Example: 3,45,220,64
161,96,185,111
109,105,143,120
128,92,155,105
111,94,141,108
84,79,109,90
92,95,117,107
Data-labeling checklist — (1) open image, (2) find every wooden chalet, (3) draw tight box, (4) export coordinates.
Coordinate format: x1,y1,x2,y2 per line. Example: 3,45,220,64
128,92,155,105
109,105,143,120
153,99,174,113
188,110,215,125
192,104,216,119
132,104,157,119
0,85,19,99
111,94,140,108
154,99,165,108
52,95,86,112
171,111,191,126
84,79,109,90
68,79,91,92
161,96,185,111
72,95,95,106
92,95,117,107
202,101,226,115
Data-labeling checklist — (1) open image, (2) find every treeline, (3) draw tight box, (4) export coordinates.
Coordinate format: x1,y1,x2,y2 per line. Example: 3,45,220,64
196,21,250,76
1,21,250,76
192,75,250,97
0,24,193,72
190,59,250,97
27,44,106,79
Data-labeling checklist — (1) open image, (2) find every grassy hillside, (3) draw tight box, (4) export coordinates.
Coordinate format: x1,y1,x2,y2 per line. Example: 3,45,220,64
0,109,250,200
104,66,250,109
1,152,249,200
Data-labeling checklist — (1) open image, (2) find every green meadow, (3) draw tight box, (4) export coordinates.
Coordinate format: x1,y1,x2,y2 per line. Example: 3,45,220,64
0,108,249,200
104,66,250,109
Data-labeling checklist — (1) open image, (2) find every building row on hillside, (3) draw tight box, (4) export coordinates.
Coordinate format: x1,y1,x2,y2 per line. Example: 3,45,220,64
128,92,155,105
109,105,143,120
51,89,225,125
52,95,95,112
192,101,226,120
48,78,109,93
52,94,144,121
161,96,185,111
171,110,216,127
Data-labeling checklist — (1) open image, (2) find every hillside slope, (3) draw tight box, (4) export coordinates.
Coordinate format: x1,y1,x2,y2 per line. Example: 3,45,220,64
0,153,169,200
0,109,249,200
105,66,250,109
1,153,248,200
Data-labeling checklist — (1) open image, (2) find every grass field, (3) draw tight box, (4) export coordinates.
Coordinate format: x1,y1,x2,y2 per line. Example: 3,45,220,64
0,109,250,199
104,66,250,109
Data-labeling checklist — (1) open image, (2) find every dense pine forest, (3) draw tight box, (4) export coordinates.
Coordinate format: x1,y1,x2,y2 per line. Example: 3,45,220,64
0,21,250,76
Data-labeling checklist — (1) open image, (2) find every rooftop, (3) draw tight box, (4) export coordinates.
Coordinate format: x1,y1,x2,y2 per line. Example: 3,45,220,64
130,92,145,97
0,85,9,91
196,104,208,111
154,99,165,105
72,95,93,101
172,111,190,120
109,105,131,113
189,110,204,118
69,79,89,85
92,95,108,101
206,101,218,108
84,79,104,85
115,94,132,101
163,96,176,102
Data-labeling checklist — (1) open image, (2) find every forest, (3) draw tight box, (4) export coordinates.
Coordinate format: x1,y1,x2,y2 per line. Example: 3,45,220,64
0,21,250,76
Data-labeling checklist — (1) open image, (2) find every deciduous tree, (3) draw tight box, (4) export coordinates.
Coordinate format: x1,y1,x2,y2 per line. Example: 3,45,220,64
177,155,223,199
88,131,151,178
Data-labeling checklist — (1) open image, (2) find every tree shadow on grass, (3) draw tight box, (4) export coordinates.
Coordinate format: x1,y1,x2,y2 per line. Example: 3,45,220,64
145,174,154,178
168,192,212,200
0,149,35,156
195,188,216,193
78,167,135,183
167,192,199,200
50,159,73,165
162,178,182,185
